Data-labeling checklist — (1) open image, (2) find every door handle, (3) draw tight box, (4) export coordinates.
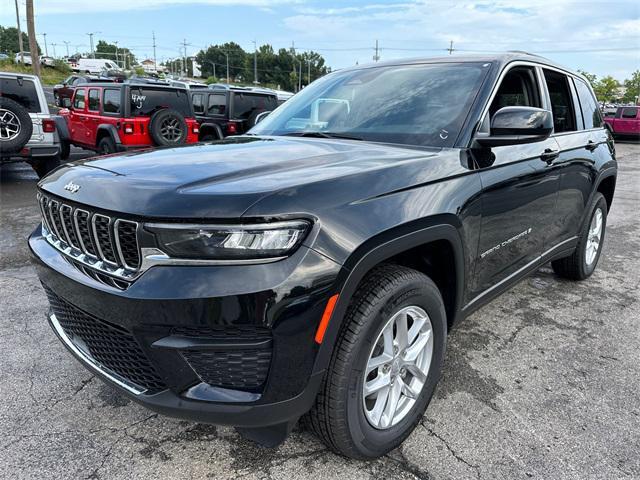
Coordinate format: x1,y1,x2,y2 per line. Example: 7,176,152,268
540,148,559,164
585,140,598,152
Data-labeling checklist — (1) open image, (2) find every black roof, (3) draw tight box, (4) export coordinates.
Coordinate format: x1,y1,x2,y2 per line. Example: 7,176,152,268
75,82,187,89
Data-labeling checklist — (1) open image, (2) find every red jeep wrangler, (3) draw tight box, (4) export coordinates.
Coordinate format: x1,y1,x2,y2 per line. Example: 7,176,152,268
60,82,199,154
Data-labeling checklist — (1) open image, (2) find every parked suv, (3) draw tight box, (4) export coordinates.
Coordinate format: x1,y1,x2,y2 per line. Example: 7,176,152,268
60,82,200,154
53,74,117,107
192,85,277,140
0,72,69,177
31,54,616,459
604,105,640,138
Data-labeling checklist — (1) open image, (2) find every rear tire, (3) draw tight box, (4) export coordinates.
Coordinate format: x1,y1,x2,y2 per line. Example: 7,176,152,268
31,155,61,178
97,136,116,155
0,97,33,155
552,192,607,280
304,264,447,459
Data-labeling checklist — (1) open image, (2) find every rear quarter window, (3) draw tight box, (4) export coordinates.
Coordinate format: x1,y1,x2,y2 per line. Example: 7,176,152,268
0,78,41,113
574,78,603,129
231,93,277,119
621,107,638,119
128,87,193,117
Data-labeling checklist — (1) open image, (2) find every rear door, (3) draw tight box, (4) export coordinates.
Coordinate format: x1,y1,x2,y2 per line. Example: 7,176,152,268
472,65,561,297
618,107,639,134
69,87,88,145
541,70,604,247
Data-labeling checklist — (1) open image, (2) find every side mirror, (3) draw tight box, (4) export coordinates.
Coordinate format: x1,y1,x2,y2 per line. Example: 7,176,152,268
62,98,72,108
254,111,271,125
475,106,553,148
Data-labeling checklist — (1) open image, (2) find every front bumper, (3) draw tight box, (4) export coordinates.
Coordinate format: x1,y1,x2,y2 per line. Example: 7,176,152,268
30,225,342,428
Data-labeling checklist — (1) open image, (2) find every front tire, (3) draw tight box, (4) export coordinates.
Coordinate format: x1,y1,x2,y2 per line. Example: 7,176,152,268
552,192,607,280
305,264,447,459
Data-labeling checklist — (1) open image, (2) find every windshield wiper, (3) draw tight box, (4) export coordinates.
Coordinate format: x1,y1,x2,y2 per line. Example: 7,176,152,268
283,131,363,141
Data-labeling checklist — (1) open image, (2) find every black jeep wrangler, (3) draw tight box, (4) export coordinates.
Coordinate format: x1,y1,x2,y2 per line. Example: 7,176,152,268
31,53,616,459
191,84,278,140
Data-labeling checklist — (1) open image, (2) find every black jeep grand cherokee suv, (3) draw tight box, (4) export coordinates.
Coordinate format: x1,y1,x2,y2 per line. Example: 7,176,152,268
30,53,616,459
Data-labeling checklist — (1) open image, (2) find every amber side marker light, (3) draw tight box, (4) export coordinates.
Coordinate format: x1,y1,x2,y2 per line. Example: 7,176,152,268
315,294,339,344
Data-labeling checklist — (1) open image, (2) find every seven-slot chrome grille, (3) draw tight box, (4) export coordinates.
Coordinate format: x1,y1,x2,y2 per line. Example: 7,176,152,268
37,191,141,288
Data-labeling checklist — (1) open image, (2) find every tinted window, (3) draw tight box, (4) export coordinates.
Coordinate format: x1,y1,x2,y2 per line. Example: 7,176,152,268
208,93,226,115
192,93,205,114
0,78,40,112
543,70,577,133
232,93,277,119
128,87,192,117
88,89,100,111
73,88,86,110
103,89,120,114
490,67,541,117
72,77,84,86
574,78,602,129
252,63,489,147
621,107,638,119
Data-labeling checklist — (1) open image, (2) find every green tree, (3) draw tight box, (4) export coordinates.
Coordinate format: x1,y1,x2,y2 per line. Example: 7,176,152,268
594,75,620,103
95,40,135,68
196,42,247,82
0,26,40,55
577,69,597,89
623,70,640,104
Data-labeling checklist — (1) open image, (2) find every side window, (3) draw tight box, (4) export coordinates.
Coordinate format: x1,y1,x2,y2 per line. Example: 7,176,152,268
621,107,638,119
103,89,121,114
192,93,205,115
88,89,100,111
489,66,541,117
73,88,86,110
208,93,226,115
543,70,577,133
574,78,603,129
72,77,84,86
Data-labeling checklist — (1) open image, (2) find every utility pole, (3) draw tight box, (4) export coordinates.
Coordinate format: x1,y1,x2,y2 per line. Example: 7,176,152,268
51,43,57,58
63,41,70,57
42,33,48,56
181,39,190,76
152,31,157,72
298,60,302,91
306,59,311,86
252,39,258,84
25,0,40,77
224,51,230,84
373,39,380,62
14,0,24,64
447,40,454,55
87,32,95,58
114,41,119,68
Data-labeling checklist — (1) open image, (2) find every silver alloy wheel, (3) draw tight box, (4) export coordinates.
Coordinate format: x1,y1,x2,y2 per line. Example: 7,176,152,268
585,207,603,266
0,108,21,141
362,305,434,429
159,116,183,142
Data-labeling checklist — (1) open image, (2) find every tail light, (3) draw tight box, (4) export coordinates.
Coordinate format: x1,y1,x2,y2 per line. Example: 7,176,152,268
123,123,134,134
227,122,238,135
42,119,56,133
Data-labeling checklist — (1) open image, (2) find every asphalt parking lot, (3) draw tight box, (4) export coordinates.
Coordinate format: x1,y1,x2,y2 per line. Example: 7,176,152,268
1,142,638,480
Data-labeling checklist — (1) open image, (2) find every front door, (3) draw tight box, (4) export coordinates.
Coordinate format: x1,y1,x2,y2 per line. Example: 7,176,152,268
471,65,560,298
84,87,102,146
68,87,88,145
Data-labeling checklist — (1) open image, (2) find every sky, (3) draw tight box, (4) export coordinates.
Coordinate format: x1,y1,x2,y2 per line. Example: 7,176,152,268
1,0,639,81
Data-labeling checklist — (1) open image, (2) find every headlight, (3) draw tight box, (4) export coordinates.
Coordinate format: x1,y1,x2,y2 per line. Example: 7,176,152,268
146,220,310,260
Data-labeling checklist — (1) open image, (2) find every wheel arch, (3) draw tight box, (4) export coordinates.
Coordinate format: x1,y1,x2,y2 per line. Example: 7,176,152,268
596,172,616,211
198,122,223,140
95,124,121,146
312,219,466,376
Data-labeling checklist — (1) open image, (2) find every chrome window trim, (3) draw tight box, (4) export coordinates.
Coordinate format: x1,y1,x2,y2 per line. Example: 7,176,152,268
47,199,64,240
49,313,146,395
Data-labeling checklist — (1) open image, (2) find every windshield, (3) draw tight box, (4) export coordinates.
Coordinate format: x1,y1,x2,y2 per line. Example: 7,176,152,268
251,62,490,147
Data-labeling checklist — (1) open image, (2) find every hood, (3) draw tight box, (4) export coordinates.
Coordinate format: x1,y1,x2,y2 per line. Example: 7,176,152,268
39,136,438,218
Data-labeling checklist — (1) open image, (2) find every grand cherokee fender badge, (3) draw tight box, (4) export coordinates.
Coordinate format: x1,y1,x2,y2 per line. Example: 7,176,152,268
481,228,532,259
64,182,81,193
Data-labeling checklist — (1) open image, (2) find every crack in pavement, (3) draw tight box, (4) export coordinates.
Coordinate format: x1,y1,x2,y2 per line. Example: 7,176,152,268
419,420,480,479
